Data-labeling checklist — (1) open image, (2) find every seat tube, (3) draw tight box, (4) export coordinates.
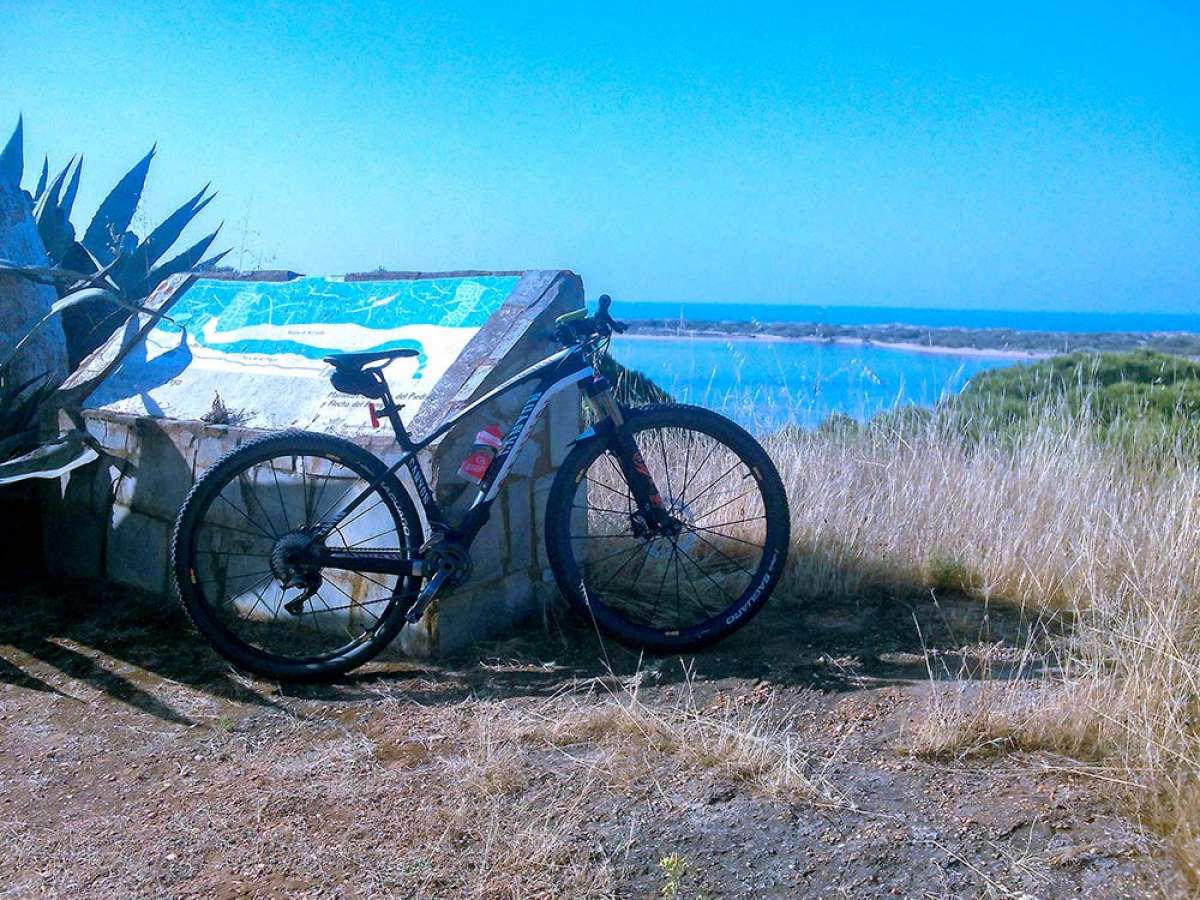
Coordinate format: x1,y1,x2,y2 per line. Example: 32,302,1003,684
378,383,414,450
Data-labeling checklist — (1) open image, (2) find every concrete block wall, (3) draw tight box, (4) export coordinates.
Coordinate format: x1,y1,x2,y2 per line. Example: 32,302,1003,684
44,270,586,658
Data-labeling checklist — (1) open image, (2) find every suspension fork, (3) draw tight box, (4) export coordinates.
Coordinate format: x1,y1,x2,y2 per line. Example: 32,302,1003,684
586,378,673,532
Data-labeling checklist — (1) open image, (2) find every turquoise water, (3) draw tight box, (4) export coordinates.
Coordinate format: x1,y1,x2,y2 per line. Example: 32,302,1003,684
612,300,1200,334
608,334,1019,433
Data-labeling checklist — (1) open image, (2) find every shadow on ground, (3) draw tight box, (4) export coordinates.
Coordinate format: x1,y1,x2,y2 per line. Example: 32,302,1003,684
0,567,1059,723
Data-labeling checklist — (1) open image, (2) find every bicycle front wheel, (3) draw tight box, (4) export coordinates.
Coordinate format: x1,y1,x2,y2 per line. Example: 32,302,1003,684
172,430,424,681
545,404,790,652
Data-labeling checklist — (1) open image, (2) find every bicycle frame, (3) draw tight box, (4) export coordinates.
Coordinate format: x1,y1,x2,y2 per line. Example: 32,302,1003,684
307,345,598,577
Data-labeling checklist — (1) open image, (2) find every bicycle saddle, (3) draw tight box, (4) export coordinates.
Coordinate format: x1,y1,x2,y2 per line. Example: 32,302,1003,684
323,348,420,372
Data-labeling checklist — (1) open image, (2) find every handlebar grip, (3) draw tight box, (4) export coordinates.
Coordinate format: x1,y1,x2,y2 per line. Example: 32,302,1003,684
555,308,587,326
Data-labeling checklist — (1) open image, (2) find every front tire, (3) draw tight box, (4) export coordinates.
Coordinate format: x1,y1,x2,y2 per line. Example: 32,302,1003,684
545,404,789,653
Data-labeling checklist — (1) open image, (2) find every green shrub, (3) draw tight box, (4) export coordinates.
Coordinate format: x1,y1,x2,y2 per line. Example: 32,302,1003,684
833,350,1200,456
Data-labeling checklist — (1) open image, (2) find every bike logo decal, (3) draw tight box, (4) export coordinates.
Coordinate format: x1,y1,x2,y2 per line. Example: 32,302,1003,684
724,549,780,625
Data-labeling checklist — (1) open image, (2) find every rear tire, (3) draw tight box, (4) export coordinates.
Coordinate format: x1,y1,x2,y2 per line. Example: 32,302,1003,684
545,404,789,653
172,430,423,681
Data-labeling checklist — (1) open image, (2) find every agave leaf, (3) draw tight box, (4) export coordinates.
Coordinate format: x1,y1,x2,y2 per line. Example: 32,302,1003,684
0,431,36,466
33,156,78,263
34,156,48,200
115,185,213,297
0,363,60,468
82,145,155,263
59,239,102,280
0,115,21,187
0,285,148,372
60,157,82,221
145,225,221,286
0,430,99,483
35,156,72,213
195,247,232,272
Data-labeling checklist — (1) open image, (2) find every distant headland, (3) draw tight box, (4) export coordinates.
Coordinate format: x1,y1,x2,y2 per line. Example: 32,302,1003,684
622,318,1200,358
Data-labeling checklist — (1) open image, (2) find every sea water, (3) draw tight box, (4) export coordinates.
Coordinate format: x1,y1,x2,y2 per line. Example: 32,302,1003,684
605,300,1195,434
608,334,1015,433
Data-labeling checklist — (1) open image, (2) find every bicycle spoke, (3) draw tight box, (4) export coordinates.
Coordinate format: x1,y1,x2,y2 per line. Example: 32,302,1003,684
322,577,382,624
675,542,737,607
677,438,720,504
197,521,276,545
237,470,283,538
684,522,766,549
584,475,633,505
675,556,720,619
655,429,674,509
199,549,274,560
685,460,746,509
348,525,400,548
595,540,647,594
685,528,756,577
268,461,291,533
214,493,275,540
674,430,695,514
585,540,648,570
573,503,634,517
691,488,757,524
333,494,387,534
672,538,683,626
194,568,274,587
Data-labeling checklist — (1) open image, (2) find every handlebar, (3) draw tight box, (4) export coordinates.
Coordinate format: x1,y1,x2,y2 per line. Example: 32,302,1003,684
553,294,627,345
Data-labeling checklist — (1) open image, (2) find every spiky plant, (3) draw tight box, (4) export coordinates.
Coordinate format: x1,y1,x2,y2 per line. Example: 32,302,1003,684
2,116,228,366
596,351,673,406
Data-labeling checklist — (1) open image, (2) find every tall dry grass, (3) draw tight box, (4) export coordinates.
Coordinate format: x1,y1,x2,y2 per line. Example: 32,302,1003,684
742,407,1200,882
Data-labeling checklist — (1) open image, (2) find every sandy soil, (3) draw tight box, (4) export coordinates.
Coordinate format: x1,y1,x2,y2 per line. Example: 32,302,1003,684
0,581,1180,898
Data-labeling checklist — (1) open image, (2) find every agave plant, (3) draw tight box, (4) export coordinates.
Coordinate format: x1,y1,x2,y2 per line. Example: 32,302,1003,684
2,116,228,366
0,116,224,482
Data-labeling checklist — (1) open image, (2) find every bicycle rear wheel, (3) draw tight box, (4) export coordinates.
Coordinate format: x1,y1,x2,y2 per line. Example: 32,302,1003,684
545,404,789,652
172,430,423,681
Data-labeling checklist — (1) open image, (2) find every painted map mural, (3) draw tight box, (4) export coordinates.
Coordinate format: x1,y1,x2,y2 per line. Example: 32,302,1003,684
86,275,521,432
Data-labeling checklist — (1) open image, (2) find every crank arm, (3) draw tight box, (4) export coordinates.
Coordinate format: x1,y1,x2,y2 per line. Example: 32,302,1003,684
405,569,447,624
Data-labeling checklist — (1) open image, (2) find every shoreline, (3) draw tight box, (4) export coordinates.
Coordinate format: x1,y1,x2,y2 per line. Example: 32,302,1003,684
615,329,1051,360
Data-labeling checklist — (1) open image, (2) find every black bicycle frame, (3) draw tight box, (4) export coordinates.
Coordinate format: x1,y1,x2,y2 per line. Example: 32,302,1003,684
308,345,597,576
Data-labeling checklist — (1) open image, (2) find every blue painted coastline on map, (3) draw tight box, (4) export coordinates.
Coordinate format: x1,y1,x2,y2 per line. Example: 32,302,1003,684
153,275,522,373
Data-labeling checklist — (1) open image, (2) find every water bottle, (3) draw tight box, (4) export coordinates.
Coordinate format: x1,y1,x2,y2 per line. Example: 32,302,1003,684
457,425,504,483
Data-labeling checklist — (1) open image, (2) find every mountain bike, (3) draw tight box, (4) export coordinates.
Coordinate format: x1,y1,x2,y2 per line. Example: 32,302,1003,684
171,296,790,680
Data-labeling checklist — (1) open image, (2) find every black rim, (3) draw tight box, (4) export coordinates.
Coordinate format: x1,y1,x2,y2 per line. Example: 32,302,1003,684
184,448,412,664
566,422,773,635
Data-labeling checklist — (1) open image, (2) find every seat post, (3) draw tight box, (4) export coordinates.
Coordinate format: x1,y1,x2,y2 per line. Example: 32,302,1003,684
375,379,414,450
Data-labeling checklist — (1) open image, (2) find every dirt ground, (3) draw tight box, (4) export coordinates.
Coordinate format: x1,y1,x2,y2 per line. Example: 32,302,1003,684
0,580,1182,898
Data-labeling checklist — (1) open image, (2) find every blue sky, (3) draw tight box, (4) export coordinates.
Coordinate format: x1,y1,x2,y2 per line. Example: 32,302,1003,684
3,1,1198,311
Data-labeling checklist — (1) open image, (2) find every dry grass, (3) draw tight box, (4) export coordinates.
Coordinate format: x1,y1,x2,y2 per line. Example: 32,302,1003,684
578,393,1200,880
518,671,839,804
720,408,1200,884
